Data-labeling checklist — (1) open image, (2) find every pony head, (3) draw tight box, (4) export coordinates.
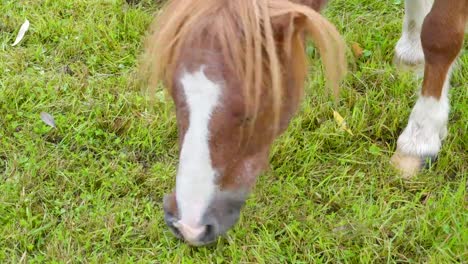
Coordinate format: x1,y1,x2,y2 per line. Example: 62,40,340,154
141,0,345,246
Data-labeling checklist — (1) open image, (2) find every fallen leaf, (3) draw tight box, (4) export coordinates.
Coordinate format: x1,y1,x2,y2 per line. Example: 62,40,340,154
333,110,353,135
12,19,30,46
351,42,363,58
40,112,56,128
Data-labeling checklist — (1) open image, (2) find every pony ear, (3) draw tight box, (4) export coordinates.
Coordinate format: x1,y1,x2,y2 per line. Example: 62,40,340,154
270,2,347,99
271,12,307,56
271,0,327,36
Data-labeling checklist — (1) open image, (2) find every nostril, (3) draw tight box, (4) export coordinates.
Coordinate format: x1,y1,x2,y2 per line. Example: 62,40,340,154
200,224,217,243
205,224,214,236
163,210,182,239
167,221,183,239
166,220,183,239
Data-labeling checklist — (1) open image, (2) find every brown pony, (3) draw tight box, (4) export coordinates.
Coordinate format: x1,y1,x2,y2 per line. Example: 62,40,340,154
140,0,345,246
140,0,467,246
391,0,467,176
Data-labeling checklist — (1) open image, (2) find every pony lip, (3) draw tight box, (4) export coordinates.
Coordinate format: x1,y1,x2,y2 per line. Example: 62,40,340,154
173,221,207,244
172,220,218,246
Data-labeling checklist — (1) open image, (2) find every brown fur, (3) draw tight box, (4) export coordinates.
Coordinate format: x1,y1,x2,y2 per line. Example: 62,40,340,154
420,0,467,98
140,0,346,134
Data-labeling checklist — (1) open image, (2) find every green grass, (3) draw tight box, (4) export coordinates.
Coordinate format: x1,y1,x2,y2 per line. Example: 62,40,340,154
1,0,466,262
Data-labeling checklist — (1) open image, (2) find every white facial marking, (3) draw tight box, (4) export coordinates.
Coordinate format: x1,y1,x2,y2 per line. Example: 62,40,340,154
176,67,221,230
397,68,451,157
395,0,433,66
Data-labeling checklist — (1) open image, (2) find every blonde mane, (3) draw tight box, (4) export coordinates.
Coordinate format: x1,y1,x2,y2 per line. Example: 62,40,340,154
140,0,346,132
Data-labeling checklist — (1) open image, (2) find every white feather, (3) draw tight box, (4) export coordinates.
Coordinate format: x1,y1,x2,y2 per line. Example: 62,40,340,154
12,19,30,47
40,112,56,128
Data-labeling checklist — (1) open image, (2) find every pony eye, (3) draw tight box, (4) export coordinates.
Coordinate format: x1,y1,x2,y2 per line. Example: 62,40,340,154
240,116,252,124
230,111,250,126
234,114,252,126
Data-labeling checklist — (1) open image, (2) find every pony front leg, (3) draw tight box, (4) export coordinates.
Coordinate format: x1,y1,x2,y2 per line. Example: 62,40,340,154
391,79,450,178
394,0,433,74
391,0,467,178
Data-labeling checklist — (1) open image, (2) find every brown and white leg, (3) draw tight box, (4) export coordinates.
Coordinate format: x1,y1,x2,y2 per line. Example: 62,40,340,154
392,0,467,177
394,0,433,74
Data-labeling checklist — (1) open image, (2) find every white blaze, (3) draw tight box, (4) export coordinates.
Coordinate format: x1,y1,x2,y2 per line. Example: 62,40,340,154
176,67,221,229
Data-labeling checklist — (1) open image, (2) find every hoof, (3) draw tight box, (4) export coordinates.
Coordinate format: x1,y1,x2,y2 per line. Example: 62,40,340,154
391,149,437,178
393,55,424,78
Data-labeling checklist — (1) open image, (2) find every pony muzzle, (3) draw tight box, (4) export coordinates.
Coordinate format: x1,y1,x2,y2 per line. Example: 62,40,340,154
173,221,216,246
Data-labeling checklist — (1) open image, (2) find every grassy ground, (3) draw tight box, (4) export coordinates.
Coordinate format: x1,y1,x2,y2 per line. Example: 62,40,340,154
1,0,467,262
